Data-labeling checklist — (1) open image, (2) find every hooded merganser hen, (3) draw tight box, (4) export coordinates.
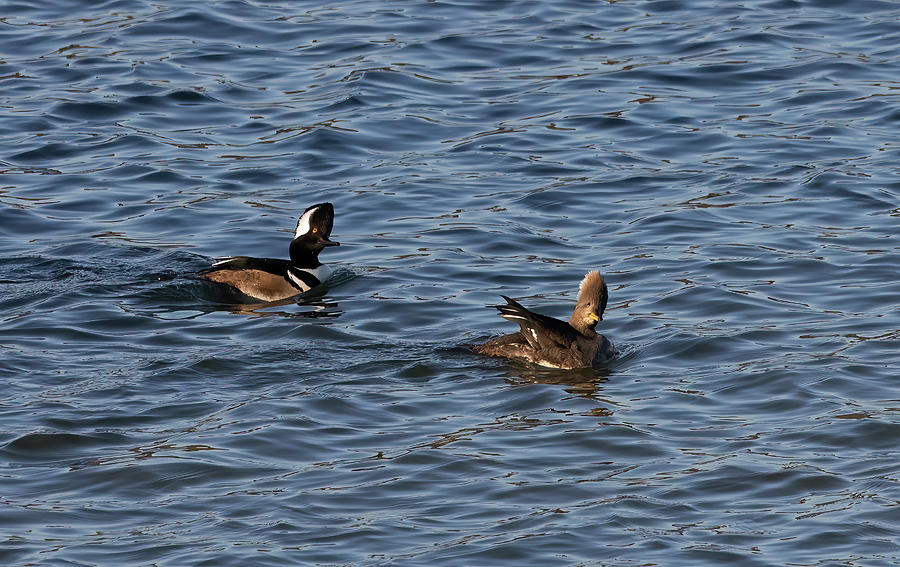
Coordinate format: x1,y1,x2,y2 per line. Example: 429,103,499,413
474,271,615,369
199,202,339,302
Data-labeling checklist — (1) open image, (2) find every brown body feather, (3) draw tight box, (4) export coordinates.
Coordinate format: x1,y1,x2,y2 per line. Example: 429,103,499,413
202,268,300,302
475,330,614,369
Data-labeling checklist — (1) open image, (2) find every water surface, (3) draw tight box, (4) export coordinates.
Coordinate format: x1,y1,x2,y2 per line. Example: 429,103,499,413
1,1,898,565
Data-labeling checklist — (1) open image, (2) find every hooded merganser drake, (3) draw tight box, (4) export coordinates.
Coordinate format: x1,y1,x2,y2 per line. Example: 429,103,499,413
474,271,615,369
199,202,339,302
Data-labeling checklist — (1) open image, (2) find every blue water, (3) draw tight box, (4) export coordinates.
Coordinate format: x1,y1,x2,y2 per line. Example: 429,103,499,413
1,1,898,565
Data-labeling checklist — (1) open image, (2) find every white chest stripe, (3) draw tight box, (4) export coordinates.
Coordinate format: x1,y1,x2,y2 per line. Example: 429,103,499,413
285,265,332,291
286,269,314,291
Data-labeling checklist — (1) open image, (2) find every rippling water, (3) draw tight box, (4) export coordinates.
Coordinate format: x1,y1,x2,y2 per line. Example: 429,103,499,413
1,1,898,565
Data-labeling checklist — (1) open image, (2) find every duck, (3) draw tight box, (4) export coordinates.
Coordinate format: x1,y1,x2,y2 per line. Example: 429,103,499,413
474,271,615,369
199,202,339,302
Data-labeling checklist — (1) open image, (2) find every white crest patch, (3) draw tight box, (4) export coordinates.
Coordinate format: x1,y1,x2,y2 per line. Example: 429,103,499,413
294,206,318,238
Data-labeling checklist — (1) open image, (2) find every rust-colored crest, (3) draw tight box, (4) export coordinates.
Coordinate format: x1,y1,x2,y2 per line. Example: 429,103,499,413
578,271,608,314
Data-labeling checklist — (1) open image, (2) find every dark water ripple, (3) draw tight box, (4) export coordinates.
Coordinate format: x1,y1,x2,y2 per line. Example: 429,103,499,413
1,1,899,565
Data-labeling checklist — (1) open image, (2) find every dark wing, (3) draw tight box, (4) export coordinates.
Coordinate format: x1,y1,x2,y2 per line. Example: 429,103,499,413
201,256,291,275
492,295,580,350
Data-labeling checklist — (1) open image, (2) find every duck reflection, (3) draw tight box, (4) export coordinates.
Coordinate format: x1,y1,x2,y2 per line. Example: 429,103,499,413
502,364,613,401
214,289,342,319
130,278,342,320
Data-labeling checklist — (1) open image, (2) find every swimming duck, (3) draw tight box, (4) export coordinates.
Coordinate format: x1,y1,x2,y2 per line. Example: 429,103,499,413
474,271,615,369
199,202,339,302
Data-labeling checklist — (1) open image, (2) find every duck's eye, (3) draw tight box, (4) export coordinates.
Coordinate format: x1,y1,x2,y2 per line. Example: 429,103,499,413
312,228,318,233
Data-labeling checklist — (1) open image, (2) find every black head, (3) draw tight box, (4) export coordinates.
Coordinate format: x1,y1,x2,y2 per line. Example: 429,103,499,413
294,202,336,240
289,202,339,264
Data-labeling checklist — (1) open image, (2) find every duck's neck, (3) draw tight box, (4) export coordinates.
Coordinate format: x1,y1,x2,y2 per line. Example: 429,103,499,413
569,314,598,336
289,238,322,268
